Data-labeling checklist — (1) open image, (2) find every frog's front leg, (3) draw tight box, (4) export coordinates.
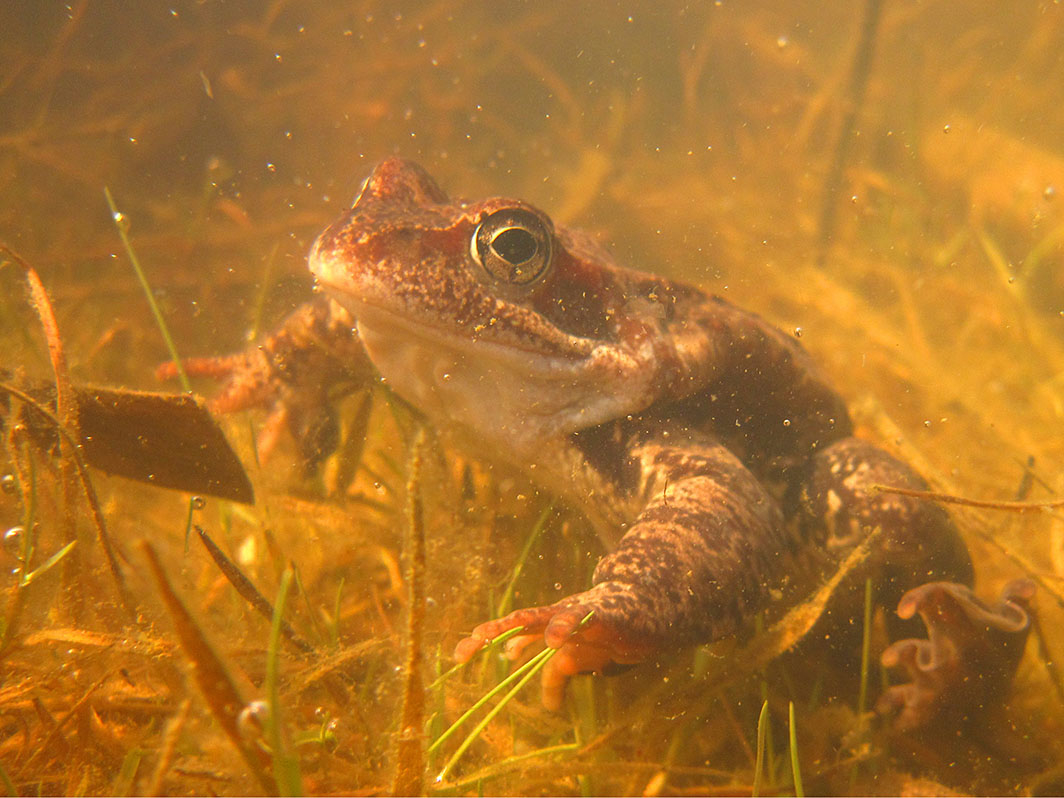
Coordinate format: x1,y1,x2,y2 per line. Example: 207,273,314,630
803,438,1034,728
455,438,797,710
158,296,375,469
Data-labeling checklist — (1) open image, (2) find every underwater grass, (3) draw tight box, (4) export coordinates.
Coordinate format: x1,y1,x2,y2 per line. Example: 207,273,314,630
435,612,593,785
0,260,135,620
789,701,804,798
495,502,554,618
435,644,559,784
427,627,531,755
103,187,191,394
752,699,769,798
393,427,428,797
849,577,875,792
139,540,277,794
265,567,304,796
196,525,314,653
2,3,1063,794
0,760,15,797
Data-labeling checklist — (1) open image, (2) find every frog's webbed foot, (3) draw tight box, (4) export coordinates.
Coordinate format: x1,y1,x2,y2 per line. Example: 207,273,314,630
453,583,659,711
156,298,372,470
877,579,1035,730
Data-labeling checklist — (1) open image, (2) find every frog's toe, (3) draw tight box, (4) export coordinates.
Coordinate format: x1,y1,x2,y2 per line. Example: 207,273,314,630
877,579,1035,730
540,641,617,711
453,605,556,663
156,355,239,382
157,352,277,413
454,590,660,708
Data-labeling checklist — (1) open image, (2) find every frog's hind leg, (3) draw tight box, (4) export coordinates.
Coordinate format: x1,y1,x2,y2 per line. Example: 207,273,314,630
801,437,974,606
802,437,1034,729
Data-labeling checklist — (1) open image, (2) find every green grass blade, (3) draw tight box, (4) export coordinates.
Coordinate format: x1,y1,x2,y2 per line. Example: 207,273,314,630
496,503,553,617
788,700,804,798
21,539,77,587
427,627,532,755
112,747,143,796
445,742,579,790
753,699,769,798
328,576,345,650
266,568,303,796
426,625,526,693
849,577,875,792
435,645,557,783
0,758,15,796
434,611,593,782
104,186,191,393
857,577,873,720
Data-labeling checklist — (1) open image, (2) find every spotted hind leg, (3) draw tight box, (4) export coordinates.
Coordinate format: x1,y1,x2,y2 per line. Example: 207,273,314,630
803,437,1033,728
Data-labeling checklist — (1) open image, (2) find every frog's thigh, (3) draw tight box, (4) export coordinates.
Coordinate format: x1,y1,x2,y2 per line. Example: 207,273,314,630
589,440,793,646
802,437,974,606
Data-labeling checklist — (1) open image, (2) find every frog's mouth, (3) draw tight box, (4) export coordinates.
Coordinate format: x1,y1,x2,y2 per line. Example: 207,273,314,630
334,294,658,455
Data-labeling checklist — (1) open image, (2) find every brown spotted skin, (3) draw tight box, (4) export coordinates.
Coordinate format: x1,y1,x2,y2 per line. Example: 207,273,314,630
172,158,1030,721
802,439,974,607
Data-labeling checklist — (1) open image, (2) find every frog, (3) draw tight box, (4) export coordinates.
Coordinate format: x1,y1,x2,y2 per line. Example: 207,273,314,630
165,157,1034,724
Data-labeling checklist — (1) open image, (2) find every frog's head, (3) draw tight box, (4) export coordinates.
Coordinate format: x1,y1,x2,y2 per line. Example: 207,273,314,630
309,158,684,455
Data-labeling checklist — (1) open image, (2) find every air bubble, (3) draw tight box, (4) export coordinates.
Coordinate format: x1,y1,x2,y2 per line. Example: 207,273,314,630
3,527,23,556
191,495,207,510
794,327,803,338
1,474,15,494
237,701,269,739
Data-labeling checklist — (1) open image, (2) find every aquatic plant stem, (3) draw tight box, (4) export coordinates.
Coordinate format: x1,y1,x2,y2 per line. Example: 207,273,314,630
850,577,874,792
266,568,303,796
435,645,557,784
434,612,592,783
0,381,136,621
815,0,883,266
103,186,191,393
393,427,428,796
857,577,873,720
496,502,554,617
426,626,526,692
788,701,804,798
427,629,534,754
196,526,314,654
752,699,769,797
139,540,277,794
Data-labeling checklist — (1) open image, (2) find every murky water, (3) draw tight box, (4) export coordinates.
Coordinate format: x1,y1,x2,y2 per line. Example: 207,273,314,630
1,2,1062,794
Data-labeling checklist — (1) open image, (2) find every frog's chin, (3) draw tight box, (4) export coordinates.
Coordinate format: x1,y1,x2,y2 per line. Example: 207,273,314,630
347,301,658,457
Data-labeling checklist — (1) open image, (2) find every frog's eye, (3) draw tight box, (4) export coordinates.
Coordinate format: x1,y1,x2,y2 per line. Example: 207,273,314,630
471,208,552,286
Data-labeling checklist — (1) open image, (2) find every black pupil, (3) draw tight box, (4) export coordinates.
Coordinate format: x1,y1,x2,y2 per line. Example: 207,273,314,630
491,227,537,265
